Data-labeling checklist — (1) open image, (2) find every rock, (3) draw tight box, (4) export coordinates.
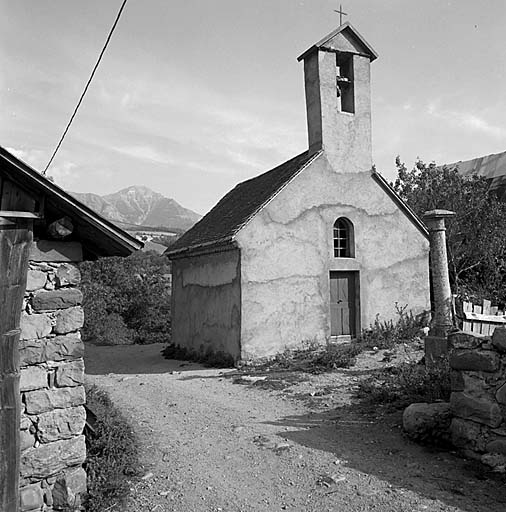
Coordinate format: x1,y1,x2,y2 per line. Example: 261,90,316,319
450,418,488,452
37,406,86,443
450,370,465,392
495,382,506,405
462,372,492,396
19,340,45,366
54,307,84,334
449,350,499,372
486,440,506,456
45,334,84,361
450,392,503,427
402,402,452,441
20,430,35,452
32,289,83,311
52,467,87,509
19,483,44,512
26,270,47,292
20,436,86,479
20,414,32,431
448,331,486,350
20,313,52,341
24,385,86,415
55,360,85,387
481,453,506,473
492,327,506,353
20,366,48,392
55,264,81,287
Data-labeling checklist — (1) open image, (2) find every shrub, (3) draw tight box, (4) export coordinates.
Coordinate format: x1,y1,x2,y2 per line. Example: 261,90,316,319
357,303,426,350
84,385,139,512
356,360,451,410
80,252,171,345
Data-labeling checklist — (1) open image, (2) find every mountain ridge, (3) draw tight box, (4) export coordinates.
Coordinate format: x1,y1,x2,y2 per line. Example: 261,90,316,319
72,185,201,232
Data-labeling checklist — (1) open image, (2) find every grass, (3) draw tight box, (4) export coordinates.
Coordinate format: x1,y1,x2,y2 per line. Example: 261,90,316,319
356,360,451,410
84,385,140,512
251,304,428,373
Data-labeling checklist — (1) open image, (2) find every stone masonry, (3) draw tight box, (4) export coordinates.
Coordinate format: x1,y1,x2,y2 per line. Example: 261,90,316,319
449,329,506,472
18,251,86,511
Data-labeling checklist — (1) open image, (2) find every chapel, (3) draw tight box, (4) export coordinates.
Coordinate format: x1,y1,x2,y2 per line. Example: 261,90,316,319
167,23,430,362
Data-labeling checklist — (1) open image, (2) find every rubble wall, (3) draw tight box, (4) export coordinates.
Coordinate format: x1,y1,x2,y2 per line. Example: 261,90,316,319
18,242,86,511
449,329,506,471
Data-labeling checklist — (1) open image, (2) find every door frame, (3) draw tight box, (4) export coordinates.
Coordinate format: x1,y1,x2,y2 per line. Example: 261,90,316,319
329,270,361,340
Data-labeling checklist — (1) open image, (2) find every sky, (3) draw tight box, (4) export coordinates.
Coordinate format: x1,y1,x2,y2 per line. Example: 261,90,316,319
1,0,506,215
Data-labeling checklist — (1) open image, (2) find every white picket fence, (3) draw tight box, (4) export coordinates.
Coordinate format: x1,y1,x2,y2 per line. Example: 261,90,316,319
461,299,506,336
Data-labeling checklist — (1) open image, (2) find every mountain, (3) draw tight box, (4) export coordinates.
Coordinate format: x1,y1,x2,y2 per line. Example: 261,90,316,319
72,185,201,232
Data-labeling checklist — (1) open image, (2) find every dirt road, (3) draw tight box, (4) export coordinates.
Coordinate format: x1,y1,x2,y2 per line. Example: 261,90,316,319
85,344,505,512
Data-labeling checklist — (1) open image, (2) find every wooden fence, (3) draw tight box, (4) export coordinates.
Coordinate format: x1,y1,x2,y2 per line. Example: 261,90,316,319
461,299,506,336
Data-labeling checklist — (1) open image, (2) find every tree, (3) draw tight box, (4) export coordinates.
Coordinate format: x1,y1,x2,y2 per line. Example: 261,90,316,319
80,252,172,344
392,158,506,304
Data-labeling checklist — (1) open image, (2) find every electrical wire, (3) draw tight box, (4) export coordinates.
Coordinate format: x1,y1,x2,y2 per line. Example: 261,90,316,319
43,0,129,175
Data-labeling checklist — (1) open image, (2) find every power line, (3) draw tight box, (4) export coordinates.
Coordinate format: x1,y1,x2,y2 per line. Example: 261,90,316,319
43,0,129,175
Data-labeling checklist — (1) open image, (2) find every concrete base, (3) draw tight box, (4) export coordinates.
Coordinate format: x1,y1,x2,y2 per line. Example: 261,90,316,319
425,335,449,367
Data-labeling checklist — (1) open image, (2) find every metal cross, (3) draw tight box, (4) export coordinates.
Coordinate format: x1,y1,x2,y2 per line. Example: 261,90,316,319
334,4,348,25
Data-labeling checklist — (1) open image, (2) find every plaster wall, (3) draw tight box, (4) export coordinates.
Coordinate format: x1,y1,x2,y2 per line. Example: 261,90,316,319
304,51,372,173
235,154,430,360
171,249,241,360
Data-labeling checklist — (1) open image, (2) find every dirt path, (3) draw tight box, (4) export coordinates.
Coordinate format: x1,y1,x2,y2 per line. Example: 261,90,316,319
85,344,506,512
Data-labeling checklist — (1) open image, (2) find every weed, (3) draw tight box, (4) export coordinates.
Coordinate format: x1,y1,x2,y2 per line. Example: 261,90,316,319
84,385,140,512
357,303,427,350
356,359,451,410
254,340,362,373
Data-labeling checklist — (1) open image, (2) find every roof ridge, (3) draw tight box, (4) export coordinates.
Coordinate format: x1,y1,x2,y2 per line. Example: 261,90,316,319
167,150,321,257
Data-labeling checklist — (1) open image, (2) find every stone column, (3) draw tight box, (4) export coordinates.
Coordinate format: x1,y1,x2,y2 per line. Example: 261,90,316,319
423,209,455,365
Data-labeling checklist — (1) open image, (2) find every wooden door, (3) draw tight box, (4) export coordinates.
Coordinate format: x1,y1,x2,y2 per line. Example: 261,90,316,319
330,271,357,337
0,218,32,512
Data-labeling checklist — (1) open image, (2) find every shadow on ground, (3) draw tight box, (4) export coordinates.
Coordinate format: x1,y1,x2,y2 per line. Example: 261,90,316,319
265,403,506,512
84,342,210,375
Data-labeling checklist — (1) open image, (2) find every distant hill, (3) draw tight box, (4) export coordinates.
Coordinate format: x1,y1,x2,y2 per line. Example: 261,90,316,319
72,185,201,232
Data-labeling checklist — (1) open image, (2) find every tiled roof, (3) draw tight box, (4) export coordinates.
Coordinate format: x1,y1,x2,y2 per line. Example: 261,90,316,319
167,151,320,257
446,150,506,200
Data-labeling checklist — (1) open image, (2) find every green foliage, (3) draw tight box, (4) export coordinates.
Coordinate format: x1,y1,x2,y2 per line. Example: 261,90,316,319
357,360,451,410
80,252,171,344
84,385,139,511
358,303,427,350
393,158,506,304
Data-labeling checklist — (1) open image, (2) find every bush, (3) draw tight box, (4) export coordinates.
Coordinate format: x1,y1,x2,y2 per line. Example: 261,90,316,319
393,159,506,303
80,252,171,344
356,360,451,410
84,385,139,511
357,303,426,350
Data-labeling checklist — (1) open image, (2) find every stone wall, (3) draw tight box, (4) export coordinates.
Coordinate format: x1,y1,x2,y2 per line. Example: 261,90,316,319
18,246,86,511
449,329,506,471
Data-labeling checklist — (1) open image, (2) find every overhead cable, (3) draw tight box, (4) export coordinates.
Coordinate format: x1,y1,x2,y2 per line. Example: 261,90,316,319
43,0,129,175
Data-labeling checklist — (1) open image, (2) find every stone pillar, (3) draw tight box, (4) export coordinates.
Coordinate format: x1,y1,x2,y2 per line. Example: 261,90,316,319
18,241,87,512
423,209,455,365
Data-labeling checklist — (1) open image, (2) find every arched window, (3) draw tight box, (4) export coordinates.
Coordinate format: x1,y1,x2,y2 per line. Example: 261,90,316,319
333,218,354,258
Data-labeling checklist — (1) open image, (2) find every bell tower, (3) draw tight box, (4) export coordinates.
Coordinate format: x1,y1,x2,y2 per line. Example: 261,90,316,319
297,23,378,173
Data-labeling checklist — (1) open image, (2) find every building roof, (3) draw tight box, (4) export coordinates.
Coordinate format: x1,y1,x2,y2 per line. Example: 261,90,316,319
446,150,506,200
167,151,320,257
167,150,429,259
297,22,378,62
0,146,143,257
